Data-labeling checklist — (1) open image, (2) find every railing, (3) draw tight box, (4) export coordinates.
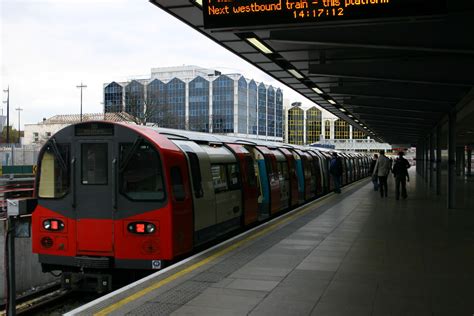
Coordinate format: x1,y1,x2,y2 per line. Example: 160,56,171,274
0,175,35,217
314,139,392,151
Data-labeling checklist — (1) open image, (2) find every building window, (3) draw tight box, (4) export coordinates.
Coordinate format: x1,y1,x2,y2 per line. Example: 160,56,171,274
288,107,304,145
34,132,39,142
306,107,322,144
334,119,350,139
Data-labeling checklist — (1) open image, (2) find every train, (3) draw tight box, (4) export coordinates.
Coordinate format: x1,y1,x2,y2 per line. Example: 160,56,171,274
31,121,370,291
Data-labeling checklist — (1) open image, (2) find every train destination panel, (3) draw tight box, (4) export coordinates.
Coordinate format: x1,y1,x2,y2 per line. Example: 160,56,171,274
203,0,446,29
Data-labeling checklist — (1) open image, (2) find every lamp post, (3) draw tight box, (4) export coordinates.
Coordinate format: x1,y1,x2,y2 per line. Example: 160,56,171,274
76,82,87,122
3,86,10,143
15,107,23,144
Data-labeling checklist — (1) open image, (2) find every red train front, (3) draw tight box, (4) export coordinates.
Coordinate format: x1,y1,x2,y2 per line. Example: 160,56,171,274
32,122,194,290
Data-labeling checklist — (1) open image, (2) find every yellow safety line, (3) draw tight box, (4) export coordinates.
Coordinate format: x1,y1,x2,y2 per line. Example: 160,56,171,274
94,187,352,316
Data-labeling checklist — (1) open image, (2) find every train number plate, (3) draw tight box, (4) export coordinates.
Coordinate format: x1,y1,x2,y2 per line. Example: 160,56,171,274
152,260,162,269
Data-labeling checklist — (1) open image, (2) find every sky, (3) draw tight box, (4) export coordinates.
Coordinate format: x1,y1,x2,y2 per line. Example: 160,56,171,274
1,0,327,130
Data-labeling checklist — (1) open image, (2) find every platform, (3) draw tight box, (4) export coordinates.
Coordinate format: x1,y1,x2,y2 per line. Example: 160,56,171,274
67,170,474,316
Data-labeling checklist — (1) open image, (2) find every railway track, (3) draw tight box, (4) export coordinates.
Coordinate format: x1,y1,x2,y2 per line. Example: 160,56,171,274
0,284,100,316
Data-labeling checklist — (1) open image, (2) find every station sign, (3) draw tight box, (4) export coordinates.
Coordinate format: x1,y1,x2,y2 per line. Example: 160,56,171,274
203,0,446,29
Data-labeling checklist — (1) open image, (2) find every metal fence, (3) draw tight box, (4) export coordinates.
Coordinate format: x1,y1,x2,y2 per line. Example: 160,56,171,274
0,145,40,166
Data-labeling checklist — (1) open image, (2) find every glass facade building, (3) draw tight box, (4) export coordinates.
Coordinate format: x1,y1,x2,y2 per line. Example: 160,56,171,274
306,107,322,144
352,129,367,139
287,105,369,145
288,106,304,145
334,119,350,139
104,82,123,113
104,66,283,141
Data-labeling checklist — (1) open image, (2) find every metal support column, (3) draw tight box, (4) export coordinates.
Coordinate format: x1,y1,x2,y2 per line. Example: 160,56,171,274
467,148,472,177
436,125,442,195
429,133,435,188
447,111,456,209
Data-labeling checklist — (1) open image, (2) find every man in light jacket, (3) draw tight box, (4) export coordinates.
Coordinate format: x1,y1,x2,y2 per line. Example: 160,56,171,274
372,150,391,198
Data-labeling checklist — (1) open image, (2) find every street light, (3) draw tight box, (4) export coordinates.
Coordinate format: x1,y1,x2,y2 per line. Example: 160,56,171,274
16,107,23,144
76,82,87,122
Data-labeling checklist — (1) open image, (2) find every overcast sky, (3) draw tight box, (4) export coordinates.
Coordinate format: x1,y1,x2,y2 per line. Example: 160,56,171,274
1,0,325,129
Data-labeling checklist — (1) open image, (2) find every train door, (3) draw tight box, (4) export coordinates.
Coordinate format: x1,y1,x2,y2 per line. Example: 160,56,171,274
172,140,217,246
256,146,280,216
203,144,242,236
226,144,258,227
271,149,289,211
291,150,305,204
278,148,299,208
308,150,322,196
74,140,115,255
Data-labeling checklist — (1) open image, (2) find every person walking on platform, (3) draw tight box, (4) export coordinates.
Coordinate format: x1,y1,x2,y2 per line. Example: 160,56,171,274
392,151,411,200
369,153,379,191
372,150,391,198
329,152,343,194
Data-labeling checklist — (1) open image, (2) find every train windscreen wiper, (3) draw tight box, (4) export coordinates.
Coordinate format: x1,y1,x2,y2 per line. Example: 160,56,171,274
48,137,67,172
119,137,142,172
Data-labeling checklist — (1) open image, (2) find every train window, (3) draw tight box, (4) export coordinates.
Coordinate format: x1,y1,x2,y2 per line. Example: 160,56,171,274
211,164,228,193
186,152,203,198
265,159,273,180
280,162,289,180
38,143,70,198
245,156,256,187
81,143,108,185
227,164,240,190
170,167,186,201
120,142,165,201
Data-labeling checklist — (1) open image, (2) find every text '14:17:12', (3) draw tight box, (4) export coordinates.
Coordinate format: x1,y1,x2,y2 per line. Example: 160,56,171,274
293,8,344,18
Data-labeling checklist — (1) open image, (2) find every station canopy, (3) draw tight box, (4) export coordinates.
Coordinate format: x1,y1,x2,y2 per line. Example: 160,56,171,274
151,0,474,145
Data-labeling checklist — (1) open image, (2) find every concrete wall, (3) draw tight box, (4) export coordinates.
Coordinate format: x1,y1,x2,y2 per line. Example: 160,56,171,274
0,220,58,301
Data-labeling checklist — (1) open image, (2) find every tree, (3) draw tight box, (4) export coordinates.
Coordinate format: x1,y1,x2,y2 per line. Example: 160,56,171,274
1,126,22,144
122,95,159,126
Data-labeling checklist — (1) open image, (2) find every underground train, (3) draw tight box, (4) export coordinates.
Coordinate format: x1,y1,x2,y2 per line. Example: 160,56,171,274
31,121,370,291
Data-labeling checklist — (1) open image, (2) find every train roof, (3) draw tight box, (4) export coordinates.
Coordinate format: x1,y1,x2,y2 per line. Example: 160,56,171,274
52,121,368,156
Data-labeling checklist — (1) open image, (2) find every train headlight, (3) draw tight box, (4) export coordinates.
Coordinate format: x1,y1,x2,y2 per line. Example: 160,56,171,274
43,219,65,231
128,222,156,234
146,223,156,234
43,220,51,230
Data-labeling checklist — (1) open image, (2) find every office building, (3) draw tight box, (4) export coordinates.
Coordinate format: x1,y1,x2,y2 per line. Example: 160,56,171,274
103,66,284,141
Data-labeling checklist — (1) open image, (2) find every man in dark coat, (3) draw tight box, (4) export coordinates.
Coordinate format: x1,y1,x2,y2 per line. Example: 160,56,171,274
392,151,411,200
369,154,379,191
329,152,343,194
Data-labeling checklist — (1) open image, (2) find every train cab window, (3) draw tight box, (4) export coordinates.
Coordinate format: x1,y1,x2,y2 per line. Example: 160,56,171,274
38,142,70,198
170,167,186,201
120,142,165,201
81,143,108,185
211,164,228,193
227,164,240,190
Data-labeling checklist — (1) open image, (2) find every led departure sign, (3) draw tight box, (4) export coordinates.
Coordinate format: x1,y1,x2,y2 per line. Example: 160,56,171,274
203,0,446,29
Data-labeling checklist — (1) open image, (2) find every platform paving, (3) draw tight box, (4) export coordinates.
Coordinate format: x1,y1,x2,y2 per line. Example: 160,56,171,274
71,170,474,316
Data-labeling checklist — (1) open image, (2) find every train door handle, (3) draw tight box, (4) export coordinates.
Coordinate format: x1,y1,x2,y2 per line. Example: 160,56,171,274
233,206,240,213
